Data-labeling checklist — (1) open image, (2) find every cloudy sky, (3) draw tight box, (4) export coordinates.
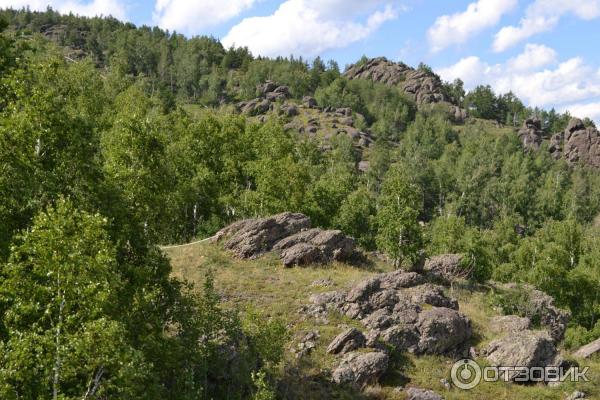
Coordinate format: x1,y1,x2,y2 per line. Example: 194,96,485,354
2,0,600,121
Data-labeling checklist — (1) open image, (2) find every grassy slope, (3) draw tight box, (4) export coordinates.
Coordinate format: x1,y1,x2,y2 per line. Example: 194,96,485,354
165,242,600,399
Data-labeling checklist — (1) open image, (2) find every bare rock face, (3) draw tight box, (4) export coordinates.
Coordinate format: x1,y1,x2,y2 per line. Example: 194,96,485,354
215,213,361,267
485,330,562,382
549,118,600,168
327,328,366,355
405,387,445,400
331,351,389,390
518,117,544,152
305,270,471,355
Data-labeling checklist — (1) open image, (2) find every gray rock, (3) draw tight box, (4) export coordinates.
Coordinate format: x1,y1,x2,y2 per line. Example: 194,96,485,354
566,391,586,400
380,325,420,353
217,213,361,267
331,351,389,390
405,284,459,310
217,212,310,259
405,387,445,400
485,330,561,381
327,328,366,355
280,242,323,267
417,307,471,354
258,81,277,94
549,118,600,169
303,96,318,108
518,117,544,152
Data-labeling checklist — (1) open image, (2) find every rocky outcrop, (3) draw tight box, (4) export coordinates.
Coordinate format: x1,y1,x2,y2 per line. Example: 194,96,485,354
484,330,562,382
237,81,291,115
215,212,310,259
549,118,600,168
304,270,471,355
518,117,544,151
331,351,389,390
344,57,468,121
215,212,361,267
405,387,445,400
327,328,366,355
344,58,445,106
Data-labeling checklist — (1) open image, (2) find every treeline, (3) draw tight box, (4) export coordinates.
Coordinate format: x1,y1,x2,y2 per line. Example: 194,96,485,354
443,79,595,131
0,7,341,106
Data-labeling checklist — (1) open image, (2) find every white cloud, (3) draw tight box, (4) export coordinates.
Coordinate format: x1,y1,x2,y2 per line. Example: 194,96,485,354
493,0,600,52
153,0,257,34
437,45,600,115
222,0,401,57
427,0,517,53
561,101,600,122
0,0,126,19
506,43,557,71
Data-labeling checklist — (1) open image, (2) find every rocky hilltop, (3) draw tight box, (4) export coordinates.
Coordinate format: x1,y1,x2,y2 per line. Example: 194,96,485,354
344,57,467,122
344,57,446,106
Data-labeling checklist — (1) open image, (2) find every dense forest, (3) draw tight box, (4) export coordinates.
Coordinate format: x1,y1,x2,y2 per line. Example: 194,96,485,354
0,8,600,399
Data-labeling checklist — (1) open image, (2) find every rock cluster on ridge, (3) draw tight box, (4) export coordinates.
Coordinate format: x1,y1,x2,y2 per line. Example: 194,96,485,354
344,57,446,106
214,212,361,267
343,57,468,122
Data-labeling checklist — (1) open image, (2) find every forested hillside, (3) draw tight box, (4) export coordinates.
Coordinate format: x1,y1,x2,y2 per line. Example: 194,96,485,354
1,8,600,399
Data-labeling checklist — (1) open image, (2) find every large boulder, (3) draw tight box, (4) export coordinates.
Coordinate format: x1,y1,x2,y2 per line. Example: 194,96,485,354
327,328,366,355
485,330,562,381
216,212,310,259
331,351,389,390
416,307,472,354
518,117,544,152
215,213,361,267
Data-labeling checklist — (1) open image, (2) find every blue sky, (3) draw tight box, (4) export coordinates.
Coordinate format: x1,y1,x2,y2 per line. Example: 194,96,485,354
2,0,600,121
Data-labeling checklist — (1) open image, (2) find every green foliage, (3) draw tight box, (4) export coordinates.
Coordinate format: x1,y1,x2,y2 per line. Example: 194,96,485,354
334,186,377,249
0,199,151,399
375,166,424,268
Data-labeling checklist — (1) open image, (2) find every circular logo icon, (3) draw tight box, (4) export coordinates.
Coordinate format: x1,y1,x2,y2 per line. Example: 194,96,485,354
451,359,482,390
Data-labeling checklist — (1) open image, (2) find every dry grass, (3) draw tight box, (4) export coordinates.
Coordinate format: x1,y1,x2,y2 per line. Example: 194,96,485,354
164,242,600,400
